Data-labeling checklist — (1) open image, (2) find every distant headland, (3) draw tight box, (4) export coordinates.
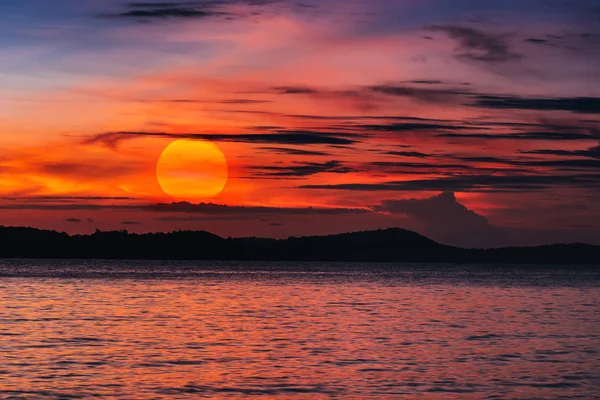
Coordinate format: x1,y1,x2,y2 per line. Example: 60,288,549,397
0,226,598,265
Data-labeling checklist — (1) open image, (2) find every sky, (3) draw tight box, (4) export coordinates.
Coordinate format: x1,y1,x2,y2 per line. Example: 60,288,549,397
1,0,599,247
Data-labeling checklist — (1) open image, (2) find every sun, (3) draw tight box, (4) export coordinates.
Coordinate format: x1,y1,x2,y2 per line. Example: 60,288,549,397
156,139,228,200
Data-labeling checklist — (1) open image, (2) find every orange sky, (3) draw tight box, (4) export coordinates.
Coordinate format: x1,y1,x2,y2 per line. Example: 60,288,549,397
1,0,599,247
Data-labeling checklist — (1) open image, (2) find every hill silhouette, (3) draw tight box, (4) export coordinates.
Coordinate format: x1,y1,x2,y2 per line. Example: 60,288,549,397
0,226,598,264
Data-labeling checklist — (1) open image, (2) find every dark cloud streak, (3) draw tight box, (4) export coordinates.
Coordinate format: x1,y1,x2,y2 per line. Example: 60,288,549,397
101,0,286,21
428,25,522,63
301,174,600,193
0,201,369,216
84,131,359,149
438,131,596,141
245,160,351,177
474,95,600,114
257,147,330,156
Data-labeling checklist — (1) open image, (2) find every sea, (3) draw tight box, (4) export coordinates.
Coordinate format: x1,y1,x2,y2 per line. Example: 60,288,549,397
1,260,599,399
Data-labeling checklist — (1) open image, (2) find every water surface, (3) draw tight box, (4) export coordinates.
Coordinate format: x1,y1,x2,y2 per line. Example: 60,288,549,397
1,260,599,399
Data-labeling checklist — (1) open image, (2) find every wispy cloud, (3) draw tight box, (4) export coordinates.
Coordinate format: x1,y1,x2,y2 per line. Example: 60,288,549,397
428,25,523,63
100,0,287,21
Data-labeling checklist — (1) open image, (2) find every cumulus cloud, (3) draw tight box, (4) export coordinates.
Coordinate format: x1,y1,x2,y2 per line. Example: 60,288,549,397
376,192,507,248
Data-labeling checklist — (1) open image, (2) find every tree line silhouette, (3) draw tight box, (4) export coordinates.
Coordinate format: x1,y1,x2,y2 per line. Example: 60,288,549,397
0,226,598,264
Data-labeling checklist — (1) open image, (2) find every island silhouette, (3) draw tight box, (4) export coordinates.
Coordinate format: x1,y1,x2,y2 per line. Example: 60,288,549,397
0,226,598,264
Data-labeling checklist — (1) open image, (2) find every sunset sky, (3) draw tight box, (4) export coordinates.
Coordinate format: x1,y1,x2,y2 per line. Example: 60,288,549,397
1,0,599,247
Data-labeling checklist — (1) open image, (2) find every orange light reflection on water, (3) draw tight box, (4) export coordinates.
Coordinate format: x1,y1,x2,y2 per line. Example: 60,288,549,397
1,273,599,399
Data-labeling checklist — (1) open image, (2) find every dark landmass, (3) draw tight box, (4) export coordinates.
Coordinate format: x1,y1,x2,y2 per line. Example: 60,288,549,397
0,226,598,264
0,226,600,265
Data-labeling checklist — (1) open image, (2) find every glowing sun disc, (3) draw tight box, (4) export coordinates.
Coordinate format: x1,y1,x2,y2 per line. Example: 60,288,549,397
156,139,228,200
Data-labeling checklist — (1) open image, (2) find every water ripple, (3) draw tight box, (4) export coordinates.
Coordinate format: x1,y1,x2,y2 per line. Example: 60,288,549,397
0,260,599,399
